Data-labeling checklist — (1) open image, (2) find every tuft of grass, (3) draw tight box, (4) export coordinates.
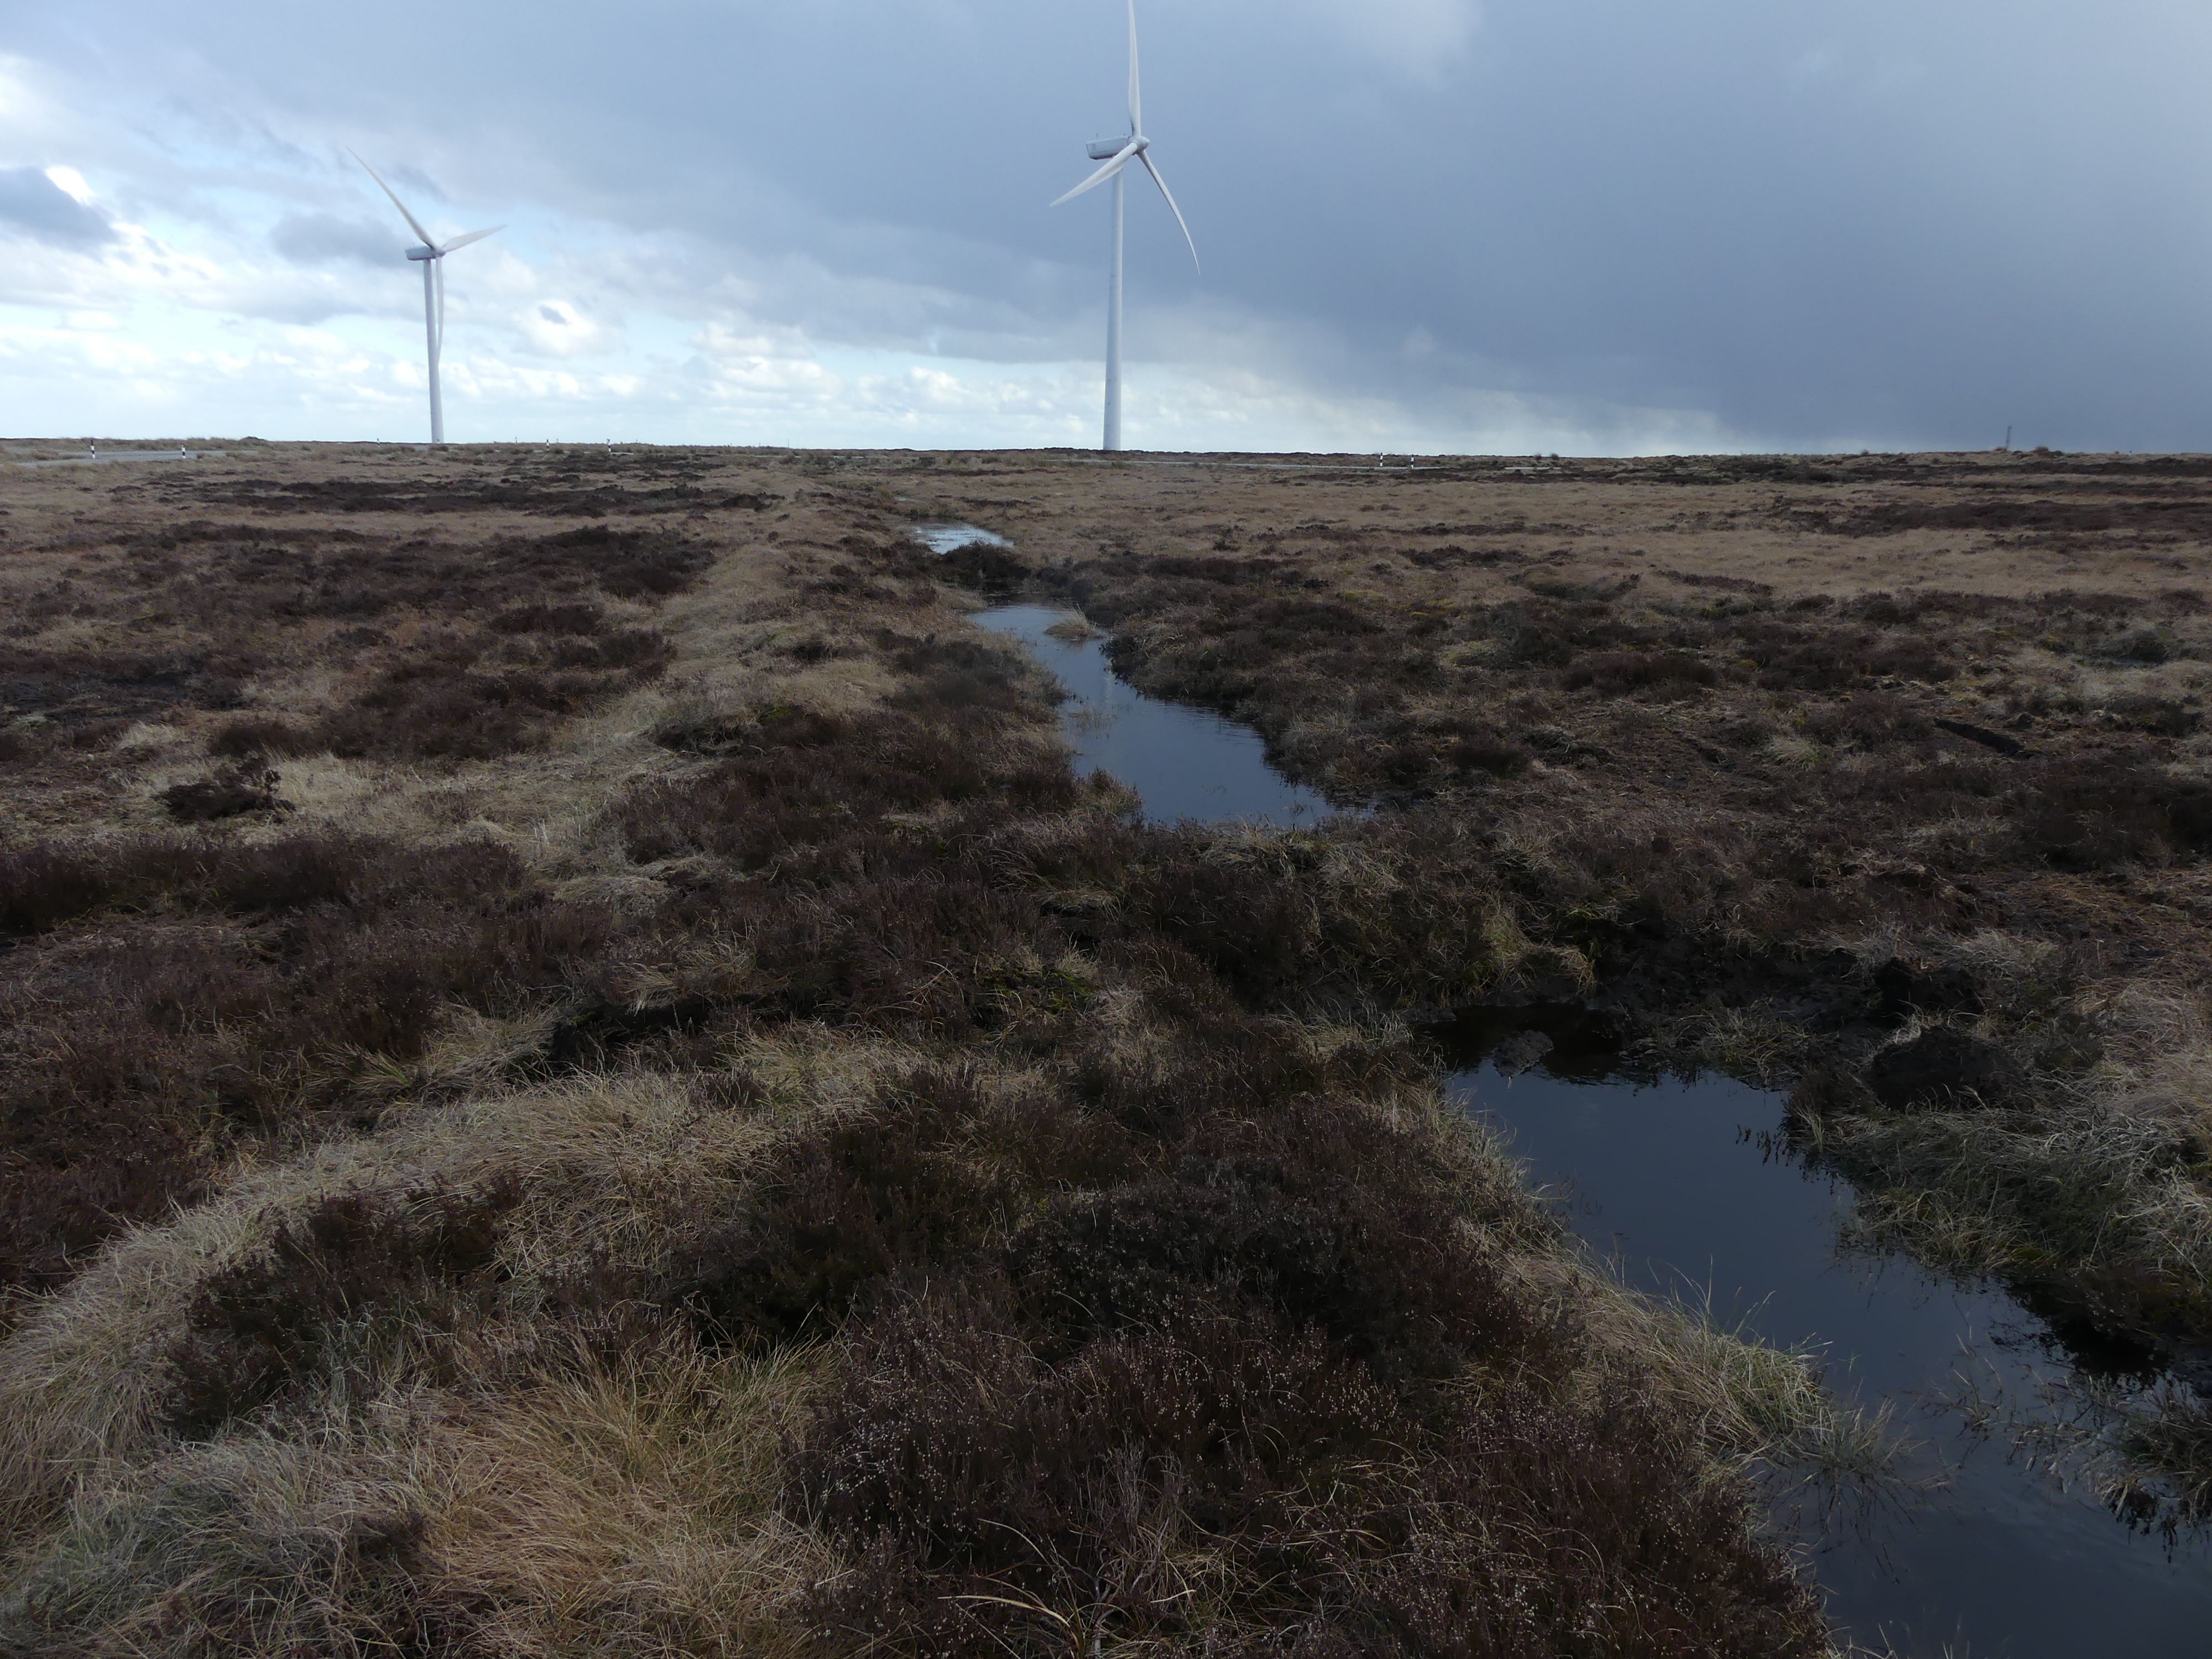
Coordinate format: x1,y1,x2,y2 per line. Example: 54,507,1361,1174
0,1343,828,1657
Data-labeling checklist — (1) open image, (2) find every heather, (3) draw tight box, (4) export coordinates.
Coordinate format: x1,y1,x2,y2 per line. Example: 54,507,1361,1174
0,443,1848,1656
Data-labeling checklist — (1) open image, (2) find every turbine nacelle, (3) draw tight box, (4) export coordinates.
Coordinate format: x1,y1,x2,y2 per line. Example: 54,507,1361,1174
406,245,436,262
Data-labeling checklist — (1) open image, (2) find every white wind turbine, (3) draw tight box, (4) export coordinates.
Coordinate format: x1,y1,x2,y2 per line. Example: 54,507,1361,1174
1050,0,1198,452
351,152,502,445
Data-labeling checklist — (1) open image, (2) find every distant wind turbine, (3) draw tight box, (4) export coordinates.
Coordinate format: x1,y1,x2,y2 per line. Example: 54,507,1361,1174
351,152,502,446
1050,0,1198,453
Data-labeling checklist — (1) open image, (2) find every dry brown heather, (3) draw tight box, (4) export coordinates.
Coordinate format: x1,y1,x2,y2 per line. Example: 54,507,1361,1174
0,441,1885,1657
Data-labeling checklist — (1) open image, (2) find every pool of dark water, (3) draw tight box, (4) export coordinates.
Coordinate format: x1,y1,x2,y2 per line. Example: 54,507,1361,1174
1434,1014,2212,1657
972,594,2212,1656
973,604,1334,828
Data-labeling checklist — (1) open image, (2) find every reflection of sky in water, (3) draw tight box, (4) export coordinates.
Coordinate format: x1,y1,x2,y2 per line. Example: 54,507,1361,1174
974,604,1335,829
1454,1060,2212,1659
910,521,1013,554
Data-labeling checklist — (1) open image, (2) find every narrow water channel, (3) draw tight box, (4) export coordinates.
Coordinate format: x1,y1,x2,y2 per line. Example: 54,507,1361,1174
972,598,2212,1658
974,603,1333,827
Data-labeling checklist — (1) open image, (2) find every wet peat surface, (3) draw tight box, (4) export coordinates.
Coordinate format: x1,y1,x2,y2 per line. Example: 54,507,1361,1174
1438,1014,2212,1658
974,604,1334,828
974,601,2212,1656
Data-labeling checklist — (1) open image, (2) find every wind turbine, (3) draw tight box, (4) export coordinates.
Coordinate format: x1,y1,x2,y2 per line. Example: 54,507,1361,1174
351,152,502,446
1050,0,1198,452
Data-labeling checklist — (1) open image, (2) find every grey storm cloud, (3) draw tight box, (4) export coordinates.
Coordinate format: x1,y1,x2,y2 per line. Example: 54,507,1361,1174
12,0,2212,450
0,167,115,248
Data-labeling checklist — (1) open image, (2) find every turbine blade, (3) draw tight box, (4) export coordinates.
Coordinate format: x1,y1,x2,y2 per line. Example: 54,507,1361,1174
348,147,435,248
1139,151,1199,270
1050,142,1138,207
1127,0,1142,134
437,225,503,254
434,257,446,364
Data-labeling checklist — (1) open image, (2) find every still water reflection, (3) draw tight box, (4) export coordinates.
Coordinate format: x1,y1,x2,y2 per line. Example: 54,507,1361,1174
1439,1014,2212,1659
973,604,1334,828
911,521,1014,554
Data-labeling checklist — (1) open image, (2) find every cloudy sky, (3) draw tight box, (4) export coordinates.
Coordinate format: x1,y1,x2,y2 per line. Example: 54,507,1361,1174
2,1,2208,453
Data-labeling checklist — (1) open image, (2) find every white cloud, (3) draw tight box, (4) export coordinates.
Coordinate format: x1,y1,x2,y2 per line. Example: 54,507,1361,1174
43,165,93,204
515,298,618,357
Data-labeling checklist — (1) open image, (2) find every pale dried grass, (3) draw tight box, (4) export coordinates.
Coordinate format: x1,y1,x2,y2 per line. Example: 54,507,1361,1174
0,1043,921,1552
0,1342,827,1658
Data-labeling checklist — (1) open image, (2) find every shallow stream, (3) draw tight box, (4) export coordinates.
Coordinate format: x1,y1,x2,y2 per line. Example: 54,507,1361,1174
974,599,2212,1657
975,604,1332,827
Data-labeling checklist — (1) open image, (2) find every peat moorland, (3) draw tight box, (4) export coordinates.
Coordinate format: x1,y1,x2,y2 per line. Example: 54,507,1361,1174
1,437,2206,1652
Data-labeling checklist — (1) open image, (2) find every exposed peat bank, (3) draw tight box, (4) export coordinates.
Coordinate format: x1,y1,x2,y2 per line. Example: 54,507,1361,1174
0,439,2208,1656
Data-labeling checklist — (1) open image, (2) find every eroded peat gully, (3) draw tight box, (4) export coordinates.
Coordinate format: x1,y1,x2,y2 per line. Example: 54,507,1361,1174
987,585,2212,1655
1,440,2209,1656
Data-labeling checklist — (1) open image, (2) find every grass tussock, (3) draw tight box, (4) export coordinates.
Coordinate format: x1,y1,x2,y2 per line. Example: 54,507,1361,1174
0,1342,829,1658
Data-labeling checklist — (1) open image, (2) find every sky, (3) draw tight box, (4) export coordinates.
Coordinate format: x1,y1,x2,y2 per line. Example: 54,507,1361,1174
2,0,2209,455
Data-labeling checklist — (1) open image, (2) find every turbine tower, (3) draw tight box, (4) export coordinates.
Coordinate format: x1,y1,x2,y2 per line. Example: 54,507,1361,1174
352,152,502,446
1051,0,1198,452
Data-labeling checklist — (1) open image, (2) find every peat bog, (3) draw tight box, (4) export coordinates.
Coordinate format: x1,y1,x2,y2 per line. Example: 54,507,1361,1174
987,582,2212,1652
0,440,2206,1655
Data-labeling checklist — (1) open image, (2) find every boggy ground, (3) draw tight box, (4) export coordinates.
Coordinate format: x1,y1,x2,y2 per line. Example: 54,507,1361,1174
0,442,1861,1656
893,444,2212,1522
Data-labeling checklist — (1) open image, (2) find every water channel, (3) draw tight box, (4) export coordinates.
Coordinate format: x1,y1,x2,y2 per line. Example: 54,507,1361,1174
973,598,2212,1657
974,603,1333,827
